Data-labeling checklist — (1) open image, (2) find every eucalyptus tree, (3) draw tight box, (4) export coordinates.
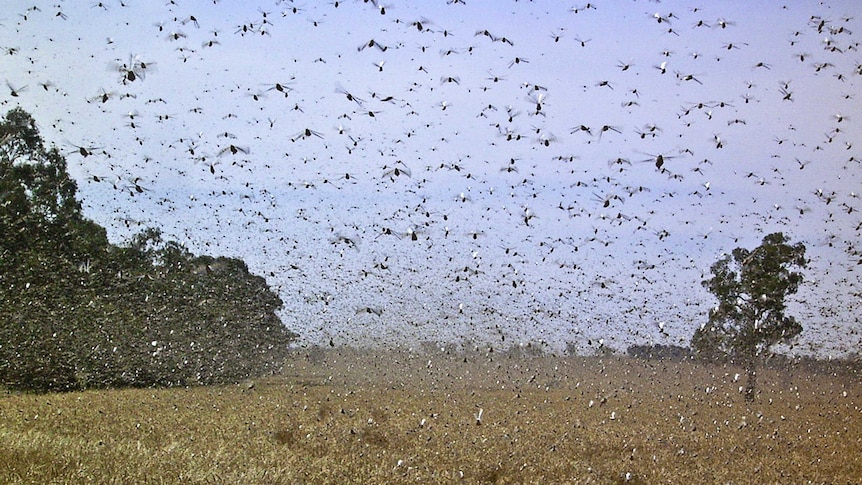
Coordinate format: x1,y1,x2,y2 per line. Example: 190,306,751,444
692,232,807,401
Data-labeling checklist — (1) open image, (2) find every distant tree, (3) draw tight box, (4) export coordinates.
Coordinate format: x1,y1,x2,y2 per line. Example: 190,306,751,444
626,344,692,362
692,232,806,401
1,108,297,392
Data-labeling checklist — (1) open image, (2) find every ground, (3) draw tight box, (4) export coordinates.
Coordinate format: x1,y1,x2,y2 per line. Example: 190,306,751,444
1,347,859,483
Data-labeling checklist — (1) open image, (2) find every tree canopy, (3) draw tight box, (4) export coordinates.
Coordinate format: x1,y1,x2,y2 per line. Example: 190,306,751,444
1,108,297,392
692,232,806,400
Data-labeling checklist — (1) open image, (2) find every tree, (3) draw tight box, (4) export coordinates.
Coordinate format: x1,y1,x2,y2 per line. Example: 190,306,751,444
1,108,297,392
1,107,106,259
692,232,806,401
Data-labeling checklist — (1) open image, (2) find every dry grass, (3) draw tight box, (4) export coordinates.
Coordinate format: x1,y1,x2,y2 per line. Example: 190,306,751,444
1,347,860,484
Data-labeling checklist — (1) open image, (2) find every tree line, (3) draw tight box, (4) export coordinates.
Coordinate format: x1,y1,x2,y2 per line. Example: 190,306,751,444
1,108,296,392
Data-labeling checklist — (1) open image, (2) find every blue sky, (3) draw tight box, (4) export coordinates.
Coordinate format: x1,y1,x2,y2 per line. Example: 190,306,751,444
2,0,860,356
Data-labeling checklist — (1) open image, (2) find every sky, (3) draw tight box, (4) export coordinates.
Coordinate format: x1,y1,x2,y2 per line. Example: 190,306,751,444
1,0,860,357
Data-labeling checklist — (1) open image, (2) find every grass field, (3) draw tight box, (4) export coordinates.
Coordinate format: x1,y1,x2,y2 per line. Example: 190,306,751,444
1,347,860,484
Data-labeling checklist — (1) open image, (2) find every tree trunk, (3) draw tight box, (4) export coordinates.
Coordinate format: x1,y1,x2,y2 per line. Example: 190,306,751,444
744,362,757,402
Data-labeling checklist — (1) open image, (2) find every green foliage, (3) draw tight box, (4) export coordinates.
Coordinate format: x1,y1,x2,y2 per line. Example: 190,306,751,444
1,107,96,259
692,232,806,400
0,108,297,392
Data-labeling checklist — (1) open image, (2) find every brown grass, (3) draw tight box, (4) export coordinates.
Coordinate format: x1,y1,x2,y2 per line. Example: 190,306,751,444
1,347,860,484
